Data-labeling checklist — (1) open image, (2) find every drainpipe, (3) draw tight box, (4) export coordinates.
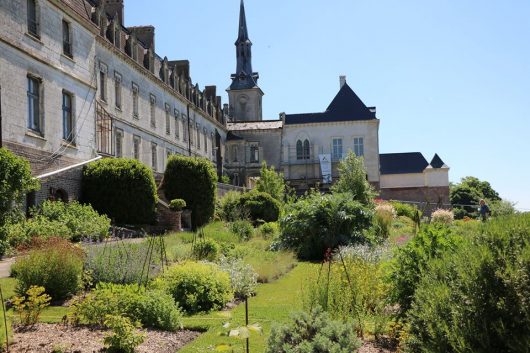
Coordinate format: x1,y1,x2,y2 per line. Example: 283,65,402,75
0,85,3,148
186,104,192,156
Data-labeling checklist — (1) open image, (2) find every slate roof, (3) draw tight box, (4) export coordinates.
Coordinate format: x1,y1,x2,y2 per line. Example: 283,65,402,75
62,0,94,22
380,152,429,175
227,120,283,131
285,83,376,125
430,153,446,168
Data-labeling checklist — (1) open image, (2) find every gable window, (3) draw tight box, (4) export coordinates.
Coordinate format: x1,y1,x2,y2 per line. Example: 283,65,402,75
62,20,72,57
27,76,41,133
151,142,158,171
114,72,122,109
115,129,123,158
150,94,156,128
332,138,343,160
133,135,141,160
354,137,364,157
27,0,39,37
132,83,139,118
62,91,74,142
249,143,259,163
174,109,180,139
165,104,171,135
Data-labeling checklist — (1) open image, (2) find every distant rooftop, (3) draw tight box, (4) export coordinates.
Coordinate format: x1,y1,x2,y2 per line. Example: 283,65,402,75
227,120,283,131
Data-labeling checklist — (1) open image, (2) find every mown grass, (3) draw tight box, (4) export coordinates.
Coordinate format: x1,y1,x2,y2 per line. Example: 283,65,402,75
179,263,315,353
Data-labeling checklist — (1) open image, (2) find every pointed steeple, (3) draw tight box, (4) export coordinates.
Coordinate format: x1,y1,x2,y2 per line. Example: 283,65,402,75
230,0,259,90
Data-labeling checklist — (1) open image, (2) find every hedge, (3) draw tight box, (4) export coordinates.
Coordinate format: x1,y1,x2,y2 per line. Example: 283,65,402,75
239,191,281,223
162,155,217,229
82,158,158,225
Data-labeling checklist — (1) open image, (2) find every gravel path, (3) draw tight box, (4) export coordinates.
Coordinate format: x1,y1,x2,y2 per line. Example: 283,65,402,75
0,257,15,278
10,323,200,353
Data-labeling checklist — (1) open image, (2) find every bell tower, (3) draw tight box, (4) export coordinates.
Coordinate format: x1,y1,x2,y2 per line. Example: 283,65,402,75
227,0,264,121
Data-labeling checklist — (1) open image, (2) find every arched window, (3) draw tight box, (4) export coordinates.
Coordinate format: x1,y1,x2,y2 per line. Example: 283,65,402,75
303,139,310,160
296,140,303,160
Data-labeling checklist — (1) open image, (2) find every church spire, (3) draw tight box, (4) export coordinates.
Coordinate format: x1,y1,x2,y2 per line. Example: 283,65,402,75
230,0,259,90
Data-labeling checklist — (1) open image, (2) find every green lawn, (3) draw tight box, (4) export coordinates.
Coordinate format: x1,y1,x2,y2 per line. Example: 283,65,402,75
179,263,315,353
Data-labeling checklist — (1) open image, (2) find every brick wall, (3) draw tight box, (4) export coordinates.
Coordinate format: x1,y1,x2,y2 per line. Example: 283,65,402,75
379,186,450,215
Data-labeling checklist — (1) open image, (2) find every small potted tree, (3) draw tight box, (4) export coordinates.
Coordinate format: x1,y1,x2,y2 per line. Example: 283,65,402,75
169,199,186,231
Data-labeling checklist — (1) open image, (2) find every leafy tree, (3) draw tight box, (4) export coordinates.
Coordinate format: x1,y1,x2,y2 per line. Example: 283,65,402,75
0,148,39,223
255,161,285,202
331,151,375,206
450,176,501,219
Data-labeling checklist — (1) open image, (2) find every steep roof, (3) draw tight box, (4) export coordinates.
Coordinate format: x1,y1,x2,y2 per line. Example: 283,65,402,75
380,152,429,175
285,83,376,125
430,153,446,168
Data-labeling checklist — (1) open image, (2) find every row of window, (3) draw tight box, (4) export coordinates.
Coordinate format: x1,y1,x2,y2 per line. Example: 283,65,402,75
98,64,215,157
294,137,364,160
27,76,75,142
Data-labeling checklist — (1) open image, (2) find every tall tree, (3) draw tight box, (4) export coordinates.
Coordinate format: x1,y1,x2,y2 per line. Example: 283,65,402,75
255,161,285,202
450,176,501,219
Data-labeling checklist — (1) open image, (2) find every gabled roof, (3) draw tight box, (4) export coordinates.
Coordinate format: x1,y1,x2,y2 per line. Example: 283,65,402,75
380,152,429,175
430,153,446,168
284,83,376,125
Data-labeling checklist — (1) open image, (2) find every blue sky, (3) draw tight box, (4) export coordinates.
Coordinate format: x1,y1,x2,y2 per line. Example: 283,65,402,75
125,0,530,210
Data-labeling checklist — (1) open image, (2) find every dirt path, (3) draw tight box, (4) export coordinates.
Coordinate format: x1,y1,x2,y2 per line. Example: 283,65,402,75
0,257,15,278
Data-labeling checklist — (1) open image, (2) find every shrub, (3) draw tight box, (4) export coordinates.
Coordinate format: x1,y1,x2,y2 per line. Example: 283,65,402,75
82,158,157,225
373,203,396,240
153,261,232,314
331,150,375,206
266,307,361,353
430,208,454,224
103,315,146,353
169,198,186,211
229,220,254,241
257,222,279,239
255,161,285,202
71,283,182,331
239,191,281,223
163,155,217,229
84,241,163,285
389,225,462,314
12,238,84,300
192,238,220,261
219,256,258,299
406,214,530,353
279,192,373,260
12,286,51,326
218,191,245,222
391,201,421,220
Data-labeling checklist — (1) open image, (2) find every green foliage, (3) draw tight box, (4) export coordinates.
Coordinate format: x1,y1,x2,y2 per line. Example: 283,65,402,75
153,261,232,314
169,198,186,211
82,158,158,225
229,220,254,241
192,238,220,261
266,307,361,353
389,225,462,314
219,256,258,299
279,192,373,260
163,155,217,229
0,148,40,223
257,222,279,239
12,285,51,326
239,191,281,223
373,203,395,240
84,240,164,285
71,282,183,331
12,238,84,300
489,199,517,217
218,191,246,222
391,201,420,220
331,151,375,206
406,214,530,353
450,176,501,219
219,175,230,184
255,161,285,202
103,315,146,353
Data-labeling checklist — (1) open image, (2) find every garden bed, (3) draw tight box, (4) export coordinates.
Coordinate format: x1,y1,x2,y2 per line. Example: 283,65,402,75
10,324,200,353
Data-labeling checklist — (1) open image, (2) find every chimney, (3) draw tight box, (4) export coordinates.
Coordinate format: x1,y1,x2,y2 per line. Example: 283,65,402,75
339,75,346,88
103,0,124,26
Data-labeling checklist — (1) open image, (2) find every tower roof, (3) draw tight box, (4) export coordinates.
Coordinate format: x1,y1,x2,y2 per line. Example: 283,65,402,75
380,153,429,175
430,153,447,168
284,81,376,125
236,0,250,44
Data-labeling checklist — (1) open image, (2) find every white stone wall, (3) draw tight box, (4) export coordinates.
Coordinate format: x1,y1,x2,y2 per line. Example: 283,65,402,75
380,168,449,189
282,120,380,182
0,0,97,164
425,167,449,187
95,42,225,172
227,87,263,122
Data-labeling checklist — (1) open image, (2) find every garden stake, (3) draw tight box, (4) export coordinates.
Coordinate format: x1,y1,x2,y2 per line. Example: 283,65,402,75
245,297,249,353
139,235,154,286
0,285,8,352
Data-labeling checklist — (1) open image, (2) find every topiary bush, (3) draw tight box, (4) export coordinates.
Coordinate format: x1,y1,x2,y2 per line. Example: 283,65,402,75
239,191,281,223
163,155,217,229
406,214,530,353
82,158,157,225
169,199,186,212
279,192,373,260
389,225,462,314
152,261,232,314
71,283,183,331
12,238,84,300
192,238,220,261
266,307,361,353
